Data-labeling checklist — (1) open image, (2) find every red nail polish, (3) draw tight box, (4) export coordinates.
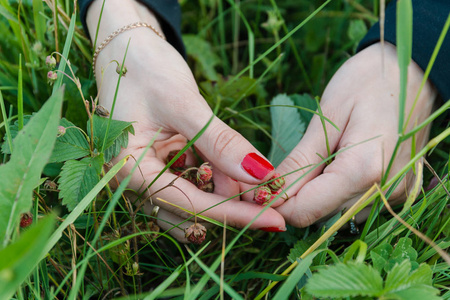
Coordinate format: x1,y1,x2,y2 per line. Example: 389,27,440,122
241,153,274,180
259,227,287,232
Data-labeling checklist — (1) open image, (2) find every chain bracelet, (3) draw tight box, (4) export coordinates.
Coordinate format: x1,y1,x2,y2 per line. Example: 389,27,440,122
92,21,166,71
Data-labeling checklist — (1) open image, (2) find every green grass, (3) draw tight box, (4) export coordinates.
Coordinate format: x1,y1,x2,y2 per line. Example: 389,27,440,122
0,0,449,299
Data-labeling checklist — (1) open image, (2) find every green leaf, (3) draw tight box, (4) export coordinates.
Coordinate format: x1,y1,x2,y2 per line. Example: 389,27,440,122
184,34,220,81
383,261,436,299
0,90,63,247
49,118,90,163
384,260,412,291
0,216,55,299
370,243,393,273
103,125,133,162
290,93,317,124
347,19,368,52
90,115,134,153
58,156,104,211
1,115,32,154
387,237,418,272
387,286,440,300
305,262,383,298
268,94,307,167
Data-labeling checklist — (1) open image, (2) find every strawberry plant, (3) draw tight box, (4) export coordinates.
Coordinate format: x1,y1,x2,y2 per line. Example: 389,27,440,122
0,0,448,299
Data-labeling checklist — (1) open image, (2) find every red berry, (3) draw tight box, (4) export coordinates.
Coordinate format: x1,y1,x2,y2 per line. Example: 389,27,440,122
253,186,272,205
20,213,33,228
166,150,186,168
185,223,207,244
268,173,285,192
197,181,214,193
197,162,213,183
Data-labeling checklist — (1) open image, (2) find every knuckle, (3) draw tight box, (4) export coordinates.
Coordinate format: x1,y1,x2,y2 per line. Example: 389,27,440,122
283,150,314,174
212,127,241,159
289,207,323,228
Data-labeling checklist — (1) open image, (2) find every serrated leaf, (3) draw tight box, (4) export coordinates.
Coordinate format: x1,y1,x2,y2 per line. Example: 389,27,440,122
387,286,440,300
58,156,104,211
385,262,434,296
306,262,383,298
0,90,63,247
268,94,307,167
49,118,90,163
184,34,220,80
0,216,55,299
103,125,133,162
90,115,134,153
290,93,317,124
384,260,412,291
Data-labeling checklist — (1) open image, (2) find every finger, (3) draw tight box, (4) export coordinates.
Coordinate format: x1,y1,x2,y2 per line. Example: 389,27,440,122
172,111,275,184
276,147,379,228
123,154,286,231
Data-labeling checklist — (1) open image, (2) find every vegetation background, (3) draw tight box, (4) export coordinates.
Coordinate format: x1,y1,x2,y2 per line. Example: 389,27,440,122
0,0,449,299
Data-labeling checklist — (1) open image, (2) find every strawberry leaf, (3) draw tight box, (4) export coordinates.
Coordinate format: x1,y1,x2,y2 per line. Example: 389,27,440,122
385,261,434,293
268,94,307,167
49,118,90,163
305,262,384,298
0,89,63,247
103,125,134,162
58,155,104,211
90,115,134,154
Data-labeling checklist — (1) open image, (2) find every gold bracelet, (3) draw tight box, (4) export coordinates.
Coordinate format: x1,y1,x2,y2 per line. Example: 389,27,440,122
92,21,166,71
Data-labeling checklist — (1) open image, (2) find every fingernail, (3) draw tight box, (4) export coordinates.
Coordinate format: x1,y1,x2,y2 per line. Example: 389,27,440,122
241,153,274,180
259,227,287,232
231,178,238,182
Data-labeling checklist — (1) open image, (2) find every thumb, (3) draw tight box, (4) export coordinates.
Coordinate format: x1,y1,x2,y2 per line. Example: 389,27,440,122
175,114,274,184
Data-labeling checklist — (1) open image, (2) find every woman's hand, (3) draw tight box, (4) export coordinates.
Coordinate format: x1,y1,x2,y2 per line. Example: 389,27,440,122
86,0,285,242
273,42,436,227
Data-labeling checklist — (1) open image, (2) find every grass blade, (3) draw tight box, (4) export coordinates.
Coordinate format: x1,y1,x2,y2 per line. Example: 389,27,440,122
396,0,412,133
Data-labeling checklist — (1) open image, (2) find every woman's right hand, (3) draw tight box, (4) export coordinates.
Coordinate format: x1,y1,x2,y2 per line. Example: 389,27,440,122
86,0,286,242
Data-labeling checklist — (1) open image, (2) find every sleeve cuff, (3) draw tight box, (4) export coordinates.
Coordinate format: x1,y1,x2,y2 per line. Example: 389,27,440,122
357,0,450,101
78,0,186,58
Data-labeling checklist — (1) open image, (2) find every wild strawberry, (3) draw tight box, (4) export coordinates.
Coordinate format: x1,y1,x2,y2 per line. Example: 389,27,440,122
46,55,56,68
268,173,285,192
270,188,283,201
166,150,186,168
197,181,214,193
57,126,66,137
44,180,58,190
197,162,213,183
47,71,57,85
185,223,207,244
253,185,272,205
20,213,33,228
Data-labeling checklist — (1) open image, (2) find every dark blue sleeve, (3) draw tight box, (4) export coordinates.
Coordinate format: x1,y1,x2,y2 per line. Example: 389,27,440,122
358,0,450,101
78,0,185,58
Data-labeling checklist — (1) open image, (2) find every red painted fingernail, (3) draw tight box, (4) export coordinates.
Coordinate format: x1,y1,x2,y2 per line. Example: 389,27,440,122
259,227,287,232
241,153,274,180
231,178,238,182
